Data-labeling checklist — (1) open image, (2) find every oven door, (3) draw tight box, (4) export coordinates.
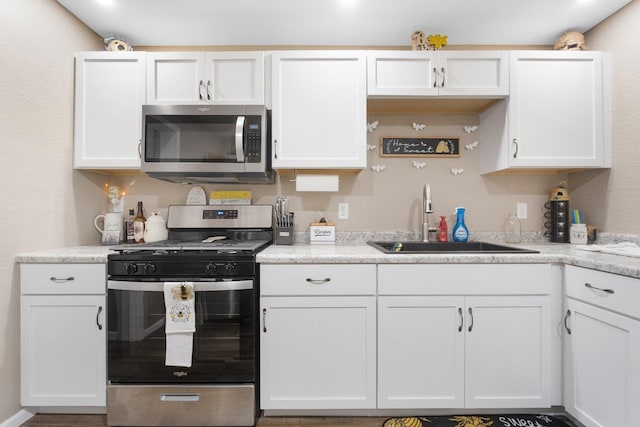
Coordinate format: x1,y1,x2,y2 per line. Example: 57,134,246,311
107,279,255,384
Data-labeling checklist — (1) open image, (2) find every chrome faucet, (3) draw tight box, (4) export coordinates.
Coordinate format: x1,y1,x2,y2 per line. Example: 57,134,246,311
422,184,433,242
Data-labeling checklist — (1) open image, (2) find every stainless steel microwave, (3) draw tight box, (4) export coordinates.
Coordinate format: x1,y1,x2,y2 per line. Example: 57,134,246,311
141,105,274,184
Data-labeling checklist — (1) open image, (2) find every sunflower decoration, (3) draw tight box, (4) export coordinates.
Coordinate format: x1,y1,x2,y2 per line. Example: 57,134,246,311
427,33,448,50
449,415,494,427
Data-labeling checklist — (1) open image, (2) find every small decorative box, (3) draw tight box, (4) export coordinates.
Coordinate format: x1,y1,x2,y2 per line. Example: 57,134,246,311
309,222,335,244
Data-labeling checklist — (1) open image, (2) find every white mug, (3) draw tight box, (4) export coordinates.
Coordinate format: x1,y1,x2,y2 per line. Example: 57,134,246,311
570,223,588,244
95,212,124,233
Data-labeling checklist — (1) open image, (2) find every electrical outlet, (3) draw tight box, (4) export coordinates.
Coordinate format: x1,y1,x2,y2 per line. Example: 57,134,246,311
338,203,349,219
517,203,527,219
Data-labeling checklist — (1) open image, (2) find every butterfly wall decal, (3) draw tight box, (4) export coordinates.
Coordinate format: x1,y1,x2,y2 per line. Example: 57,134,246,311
412,122,426,131
451,168,464,176
464,126,478,133
371,164,386,172
367,144,377,151
367,121,379,133
412,161,426,169
465,141,479,151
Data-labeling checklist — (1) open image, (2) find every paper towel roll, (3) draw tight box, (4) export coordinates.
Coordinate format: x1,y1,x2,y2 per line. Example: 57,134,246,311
295,174,339,192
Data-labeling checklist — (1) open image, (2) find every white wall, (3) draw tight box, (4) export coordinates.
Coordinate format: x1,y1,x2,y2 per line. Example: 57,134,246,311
0,0,103,421
570,0,640,234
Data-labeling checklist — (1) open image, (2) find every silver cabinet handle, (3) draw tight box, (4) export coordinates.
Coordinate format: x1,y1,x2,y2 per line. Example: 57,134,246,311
432,67,438,88
468,307,474,332
585,282,614,294
262,308,267,333
198,80,204,100
306,278,331,284
96,306,103,330
512,138,518,158
50,276,74,283
440,67,445,88
564,309,572,335
207,80,212,101
138,141,142,159
273,139,278,159
458,307,463,332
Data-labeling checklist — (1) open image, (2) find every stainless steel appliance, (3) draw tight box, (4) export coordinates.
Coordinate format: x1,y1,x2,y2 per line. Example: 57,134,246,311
106,205,272,426
141,105,274,184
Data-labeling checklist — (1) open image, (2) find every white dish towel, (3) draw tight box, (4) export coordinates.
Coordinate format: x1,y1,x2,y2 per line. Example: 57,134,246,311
164,282,196,367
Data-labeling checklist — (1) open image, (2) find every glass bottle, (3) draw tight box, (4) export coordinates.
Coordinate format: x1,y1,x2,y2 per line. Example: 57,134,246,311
452,207,469,242
124,208,135,243
133,201,146,243
505,213,521,243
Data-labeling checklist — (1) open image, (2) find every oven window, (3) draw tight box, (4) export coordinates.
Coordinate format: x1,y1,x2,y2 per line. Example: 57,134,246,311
108,286,255,383
145,115,241,163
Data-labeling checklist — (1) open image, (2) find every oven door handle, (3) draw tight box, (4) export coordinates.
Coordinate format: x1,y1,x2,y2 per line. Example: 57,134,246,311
235,116,246,163
107,280,253,292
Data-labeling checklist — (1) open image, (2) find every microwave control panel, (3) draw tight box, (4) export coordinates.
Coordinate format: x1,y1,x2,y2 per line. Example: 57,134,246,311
245,116,262,163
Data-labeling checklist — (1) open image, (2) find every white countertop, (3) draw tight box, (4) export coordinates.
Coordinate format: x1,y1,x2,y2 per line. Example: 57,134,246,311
257,242,640,279
15,241,640,279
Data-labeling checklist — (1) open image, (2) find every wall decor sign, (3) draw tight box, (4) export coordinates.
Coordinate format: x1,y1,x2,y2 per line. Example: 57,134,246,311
380,137,460,157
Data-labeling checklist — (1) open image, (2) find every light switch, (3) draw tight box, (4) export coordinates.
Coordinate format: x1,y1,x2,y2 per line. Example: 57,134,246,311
517,203,527,219
338,203,349,219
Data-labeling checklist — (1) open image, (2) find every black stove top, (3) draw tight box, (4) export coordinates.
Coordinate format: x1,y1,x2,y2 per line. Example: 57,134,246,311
111,239,271,254
107,204,273,279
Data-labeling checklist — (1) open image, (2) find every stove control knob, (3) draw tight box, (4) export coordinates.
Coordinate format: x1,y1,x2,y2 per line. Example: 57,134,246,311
125,262,138,275
205,262,217,275
224,262,237,275
144,262,157,274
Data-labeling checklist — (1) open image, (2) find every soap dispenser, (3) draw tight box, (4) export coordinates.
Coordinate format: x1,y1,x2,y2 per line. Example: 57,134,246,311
452,207,469,242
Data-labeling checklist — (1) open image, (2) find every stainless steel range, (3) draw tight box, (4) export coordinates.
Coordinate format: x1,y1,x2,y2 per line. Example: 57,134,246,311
106,204,272,427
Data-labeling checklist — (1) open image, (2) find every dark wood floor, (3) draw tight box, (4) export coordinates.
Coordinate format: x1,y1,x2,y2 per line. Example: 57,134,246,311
21,413,579,427
21,414,388,427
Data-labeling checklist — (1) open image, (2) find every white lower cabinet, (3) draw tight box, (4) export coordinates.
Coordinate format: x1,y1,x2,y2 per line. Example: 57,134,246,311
563,266,640,427
20,264,106,408
259,264,377,410
378,264,552,410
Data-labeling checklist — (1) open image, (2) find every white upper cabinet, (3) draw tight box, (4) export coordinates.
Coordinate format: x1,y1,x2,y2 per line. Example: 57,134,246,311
74,51,146,170
367,50,508,97
479,51,611,173
270,51,367,169
146,51,265,105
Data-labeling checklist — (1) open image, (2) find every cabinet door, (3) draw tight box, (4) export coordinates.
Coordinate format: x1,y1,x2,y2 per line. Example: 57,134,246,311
465,296,551,408
203,52,264,104
270,51,367,169
21,295,106,406
367,51,438,96
438,51,508,96
260,296,376,410
146,52,205,104
564,299,640,427
74,52,146,169
508,51,608,168
378,296,465,409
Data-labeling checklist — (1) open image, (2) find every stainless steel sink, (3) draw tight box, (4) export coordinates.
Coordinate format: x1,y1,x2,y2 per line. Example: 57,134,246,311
367,240,539,254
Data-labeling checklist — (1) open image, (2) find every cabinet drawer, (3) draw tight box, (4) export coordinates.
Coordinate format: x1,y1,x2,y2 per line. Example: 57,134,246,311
21,264,106,295
379,264,552,295
261,264,376,295
565,265,640,319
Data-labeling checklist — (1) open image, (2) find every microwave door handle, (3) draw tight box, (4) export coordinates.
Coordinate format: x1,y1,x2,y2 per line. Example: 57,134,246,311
235,116,246,162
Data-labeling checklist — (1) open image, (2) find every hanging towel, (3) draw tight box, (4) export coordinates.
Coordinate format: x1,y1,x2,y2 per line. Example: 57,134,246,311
164,282,196,367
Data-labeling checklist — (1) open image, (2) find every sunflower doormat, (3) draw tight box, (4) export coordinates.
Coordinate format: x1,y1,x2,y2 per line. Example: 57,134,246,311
383,414,572,427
